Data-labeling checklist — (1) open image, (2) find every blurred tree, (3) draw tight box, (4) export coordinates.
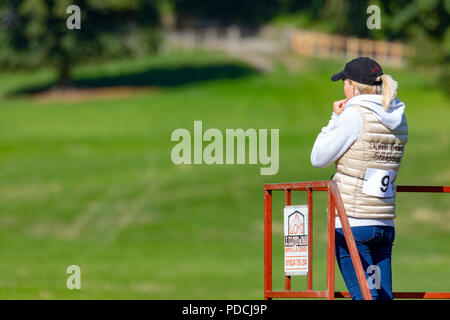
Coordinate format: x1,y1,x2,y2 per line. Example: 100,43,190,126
320,0,370,37
380,0,448,40
380,0,449,93
172,0,292,27
0,0,160,87
158,0,175,30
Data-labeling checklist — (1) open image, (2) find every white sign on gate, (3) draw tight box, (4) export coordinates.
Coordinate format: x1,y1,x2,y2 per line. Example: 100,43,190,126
284,205,308,276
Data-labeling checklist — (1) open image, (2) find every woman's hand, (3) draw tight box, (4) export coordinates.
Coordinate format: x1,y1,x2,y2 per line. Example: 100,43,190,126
333,98,348,115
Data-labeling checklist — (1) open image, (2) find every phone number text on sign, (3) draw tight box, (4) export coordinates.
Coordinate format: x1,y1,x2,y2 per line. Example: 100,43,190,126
284,205,309,276
285,257,308,267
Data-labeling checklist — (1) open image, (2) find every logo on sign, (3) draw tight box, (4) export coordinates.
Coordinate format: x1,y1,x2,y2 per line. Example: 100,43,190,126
288,211,304,235
285,211,307,247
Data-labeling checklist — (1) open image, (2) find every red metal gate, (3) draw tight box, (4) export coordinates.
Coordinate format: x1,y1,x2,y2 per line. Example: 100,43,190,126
264,180,450,300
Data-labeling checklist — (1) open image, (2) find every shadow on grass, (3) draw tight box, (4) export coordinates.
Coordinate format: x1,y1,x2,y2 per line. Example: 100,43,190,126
11,62,259,96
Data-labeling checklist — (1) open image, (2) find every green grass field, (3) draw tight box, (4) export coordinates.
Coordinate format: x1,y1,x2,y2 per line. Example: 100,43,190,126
0,50,448,299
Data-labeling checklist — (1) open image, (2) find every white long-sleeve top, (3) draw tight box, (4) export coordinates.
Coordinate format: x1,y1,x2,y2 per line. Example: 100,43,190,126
311,94,407,228
310,109,361,168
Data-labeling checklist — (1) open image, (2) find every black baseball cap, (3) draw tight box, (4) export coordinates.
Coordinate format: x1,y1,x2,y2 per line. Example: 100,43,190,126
331,57,383,85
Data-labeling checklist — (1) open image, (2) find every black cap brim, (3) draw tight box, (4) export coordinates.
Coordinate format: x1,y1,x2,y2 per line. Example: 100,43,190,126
331,71,346,81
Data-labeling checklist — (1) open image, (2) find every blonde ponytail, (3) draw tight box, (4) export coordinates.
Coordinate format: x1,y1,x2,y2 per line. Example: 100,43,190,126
349,74,398,110
380,74,398,111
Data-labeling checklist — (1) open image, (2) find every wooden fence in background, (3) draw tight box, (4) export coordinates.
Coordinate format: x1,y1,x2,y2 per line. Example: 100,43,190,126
291,29,412,67
163,27,413,68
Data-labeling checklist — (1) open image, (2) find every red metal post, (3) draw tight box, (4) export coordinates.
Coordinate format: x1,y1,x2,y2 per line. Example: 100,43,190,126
307,188,313,291
264,181,329,191
285,189,292,291
397,185,450,193
264,189,272,300
326,189,336,300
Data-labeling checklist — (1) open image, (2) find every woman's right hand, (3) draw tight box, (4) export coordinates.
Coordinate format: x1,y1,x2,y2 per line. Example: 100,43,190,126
333,99,348,115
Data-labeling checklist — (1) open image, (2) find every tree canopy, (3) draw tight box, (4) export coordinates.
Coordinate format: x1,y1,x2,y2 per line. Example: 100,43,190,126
0,0,160,86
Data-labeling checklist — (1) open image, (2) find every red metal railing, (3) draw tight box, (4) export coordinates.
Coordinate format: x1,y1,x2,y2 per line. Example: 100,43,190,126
264,180,450,300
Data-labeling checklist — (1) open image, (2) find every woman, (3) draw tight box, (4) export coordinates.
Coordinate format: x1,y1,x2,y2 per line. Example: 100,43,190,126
311,57,408,300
